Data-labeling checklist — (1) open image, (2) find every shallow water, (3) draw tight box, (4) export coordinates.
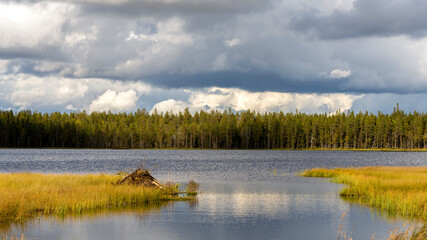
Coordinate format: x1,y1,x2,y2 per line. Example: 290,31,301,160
0,149,425,240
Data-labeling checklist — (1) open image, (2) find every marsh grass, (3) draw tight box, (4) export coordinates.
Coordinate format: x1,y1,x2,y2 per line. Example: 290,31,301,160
0,234,24,240
299,167,427,239
299,167,427,220
0,173,186,223
186,180,199,196
163,181,181,195
386,224,427,240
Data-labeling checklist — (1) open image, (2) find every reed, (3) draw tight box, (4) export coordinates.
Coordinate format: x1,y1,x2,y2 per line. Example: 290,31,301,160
0,234,24,240
0,173,183,223
186,180,199,196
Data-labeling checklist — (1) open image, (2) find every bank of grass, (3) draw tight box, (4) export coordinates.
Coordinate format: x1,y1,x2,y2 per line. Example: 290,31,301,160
299,167,427,219
299,166,427,239
0,173,188,223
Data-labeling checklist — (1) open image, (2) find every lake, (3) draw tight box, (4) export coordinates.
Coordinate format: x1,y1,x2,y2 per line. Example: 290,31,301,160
0,149,426,240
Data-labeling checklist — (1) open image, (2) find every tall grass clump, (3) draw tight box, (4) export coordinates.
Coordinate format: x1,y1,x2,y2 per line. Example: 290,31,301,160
186,180,199,196
0,173,181,223
163,181,181,196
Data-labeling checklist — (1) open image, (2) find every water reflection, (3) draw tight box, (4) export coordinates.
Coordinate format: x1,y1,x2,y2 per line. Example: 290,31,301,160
341,197,418,224
0,201,175,236
2,181,411,240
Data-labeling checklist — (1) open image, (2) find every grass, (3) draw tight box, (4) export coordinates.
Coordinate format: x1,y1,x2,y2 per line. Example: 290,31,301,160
0,172,190,223
299,166,427,239
186,180,199,196
0,235,24,240
298,167,427,219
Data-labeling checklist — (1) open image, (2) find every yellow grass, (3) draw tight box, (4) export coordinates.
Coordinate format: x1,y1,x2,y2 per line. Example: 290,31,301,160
300,167,427,239
0,173,183,223
299,167,427,219
0,234,24,240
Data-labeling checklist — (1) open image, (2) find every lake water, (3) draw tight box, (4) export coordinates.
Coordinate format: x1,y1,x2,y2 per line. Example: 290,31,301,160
0,149,426,240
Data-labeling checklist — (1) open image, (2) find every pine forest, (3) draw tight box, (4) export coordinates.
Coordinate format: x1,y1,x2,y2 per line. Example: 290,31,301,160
1,105,427,150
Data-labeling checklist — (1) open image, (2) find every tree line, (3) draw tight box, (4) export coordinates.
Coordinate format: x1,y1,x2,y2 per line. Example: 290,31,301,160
1,105,427,149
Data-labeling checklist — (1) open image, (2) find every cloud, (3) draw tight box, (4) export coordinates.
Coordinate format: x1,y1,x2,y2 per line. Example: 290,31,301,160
2,0,427,96
0,60,8,74
151,87,363,114
76,0,273,19
151,99,191,114
334,0,356,11
0,2,76,50
66,104,77,111
225,38,241,47
5,74,88,108
88,89,138,113
290,0,427,39
3,0,427,115
0,73,151,111
330,69,352,79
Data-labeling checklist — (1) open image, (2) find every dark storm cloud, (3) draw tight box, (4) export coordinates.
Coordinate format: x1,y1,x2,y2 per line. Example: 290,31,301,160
5,0,271,18
290,0,427,39
0,46,68,61
80,0,270,17
76,0,276,34
145,70,427,94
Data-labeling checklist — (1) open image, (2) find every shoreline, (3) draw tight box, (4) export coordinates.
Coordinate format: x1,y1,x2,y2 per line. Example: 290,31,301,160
1,147,427,152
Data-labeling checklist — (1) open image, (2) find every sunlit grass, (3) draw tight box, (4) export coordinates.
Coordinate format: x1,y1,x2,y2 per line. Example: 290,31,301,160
299,167,427,219
0,234,24,240
300,167,427,239
0,173,185,223
186,180,199,196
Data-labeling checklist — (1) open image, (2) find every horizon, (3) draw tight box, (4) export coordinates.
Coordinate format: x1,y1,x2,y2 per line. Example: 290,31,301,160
1,103,423,116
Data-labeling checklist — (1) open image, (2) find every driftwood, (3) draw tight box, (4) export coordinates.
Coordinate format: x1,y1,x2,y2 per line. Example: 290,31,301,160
116,163,163,189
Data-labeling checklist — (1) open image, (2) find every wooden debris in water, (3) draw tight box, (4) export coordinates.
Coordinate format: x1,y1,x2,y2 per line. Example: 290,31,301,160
116,162,163,189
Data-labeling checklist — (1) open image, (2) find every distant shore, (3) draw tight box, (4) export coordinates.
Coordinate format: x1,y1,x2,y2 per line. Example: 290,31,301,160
2,147,427,152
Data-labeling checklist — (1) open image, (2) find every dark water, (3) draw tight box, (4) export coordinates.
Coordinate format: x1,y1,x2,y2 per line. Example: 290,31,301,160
0,149,426,240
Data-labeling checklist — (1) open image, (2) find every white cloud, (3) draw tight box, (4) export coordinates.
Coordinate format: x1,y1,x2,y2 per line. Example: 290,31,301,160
0,73,151,111
88,89,138,113
329,69,352,78
125,18,194,47
4,74,88,108
151,99,190,113
0,2,76,48
151,87,363,114
335,0,355,11
0,60,9,74
225,38,242,47
66,104,77,111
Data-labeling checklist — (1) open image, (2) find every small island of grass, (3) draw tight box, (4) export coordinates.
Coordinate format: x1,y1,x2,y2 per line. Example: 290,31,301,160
0,172,194,223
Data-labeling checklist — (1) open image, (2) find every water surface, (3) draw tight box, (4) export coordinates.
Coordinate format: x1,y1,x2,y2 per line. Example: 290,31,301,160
0,149,425,240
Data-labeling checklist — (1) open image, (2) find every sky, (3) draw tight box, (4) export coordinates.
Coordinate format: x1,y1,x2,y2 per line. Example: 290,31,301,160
1,0,427,114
